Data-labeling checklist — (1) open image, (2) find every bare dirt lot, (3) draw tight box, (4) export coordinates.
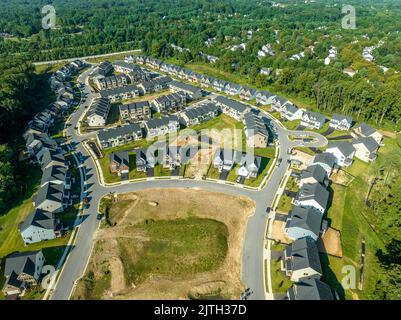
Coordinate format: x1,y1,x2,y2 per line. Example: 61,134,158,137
318,228,343,258
73,189,255,300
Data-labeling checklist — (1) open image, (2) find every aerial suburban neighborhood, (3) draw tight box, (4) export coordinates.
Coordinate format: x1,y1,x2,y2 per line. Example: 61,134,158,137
0,0,400,307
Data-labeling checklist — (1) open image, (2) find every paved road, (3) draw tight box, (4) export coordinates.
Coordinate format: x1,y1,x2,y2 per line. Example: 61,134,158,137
33,49,141,66
50,65,327,300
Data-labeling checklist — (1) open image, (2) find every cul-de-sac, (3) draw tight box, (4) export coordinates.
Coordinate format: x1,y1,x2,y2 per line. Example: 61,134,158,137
0,0,400,302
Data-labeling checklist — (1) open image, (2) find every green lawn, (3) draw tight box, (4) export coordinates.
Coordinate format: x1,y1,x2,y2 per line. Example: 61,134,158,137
206,163,221,180
227,164,240,182
154,164,172,177
270,257,293,294
105,104,122,126
128,154,147,180
322,136,399,300
119,217,228,284
244,157,272,187
190,114,245,149
281,119,301,131
277,193,293,213
254,147,275,158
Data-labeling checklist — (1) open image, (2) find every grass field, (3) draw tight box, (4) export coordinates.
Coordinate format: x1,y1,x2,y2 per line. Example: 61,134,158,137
121,218,228,283
322,136,399,300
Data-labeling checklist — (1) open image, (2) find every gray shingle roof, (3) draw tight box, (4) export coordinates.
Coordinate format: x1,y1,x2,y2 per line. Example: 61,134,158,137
87,98,111,119
181,102,219,122
97,123,142,142
19,209,56,232
287,237,322,275
110,151,129,168
40,149,66,168
301,165,327,184
170,80,201,95
100,84,139,97
4,250,42,278
355,122,376,136
214,95,249,113
35,182,64,206
328,141,356,157
41,165,67,186
244,112,269,138
145,115,179,130
353,136,379,152
331,113,353,125
289,278,334,300
303,110,326,124
297,182,329,211
286,206,322,238
312,152,336,168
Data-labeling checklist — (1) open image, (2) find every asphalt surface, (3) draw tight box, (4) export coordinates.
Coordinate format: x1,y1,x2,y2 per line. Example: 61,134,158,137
50,65,328,300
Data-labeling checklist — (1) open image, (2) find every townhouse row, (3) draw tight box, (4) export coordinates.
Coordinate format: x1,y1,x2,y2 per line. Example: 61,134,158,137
2,63,83,297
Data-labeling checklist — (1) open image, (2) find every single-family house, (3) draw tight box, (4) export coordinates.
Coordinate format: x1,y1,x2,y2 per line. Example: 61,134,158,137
19,209,61,244
352,122,383,144
97,61,113,76
326,141,356,167
287,278,335,300
284,237,322,282
110,151,130,176
40,149,67,170
213,149,242,172
301,111,326,129
352,137,380,163
239,87,257,101
284,206,322,241
256,91,275,106
2,250,45,297
299,165,328,187
310,152,336,176
237,154,262,179
162,146,182,169
224,83,242,96
281,103,303,121
136,148,156,172
329,113,353,131
40,165,69,189
86,98,111,127
294,182,330,215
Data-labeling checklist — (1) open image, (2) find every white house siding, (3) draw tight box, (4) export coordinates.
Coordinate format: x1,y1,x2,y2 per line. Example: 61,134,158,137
21,226,56,244
291,267,321,282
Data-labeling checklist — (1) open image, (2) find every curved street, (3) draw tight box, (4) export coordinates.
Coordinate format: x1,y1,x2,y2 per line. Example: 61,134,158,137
50,64,327,300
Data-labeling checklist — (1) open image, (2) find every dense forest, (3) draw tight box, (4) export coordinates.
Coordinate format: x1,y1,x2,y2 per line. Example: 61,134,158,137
0,56,50,211
0,0,400,299
1,0,401,129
